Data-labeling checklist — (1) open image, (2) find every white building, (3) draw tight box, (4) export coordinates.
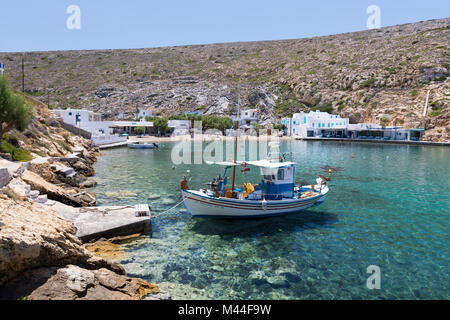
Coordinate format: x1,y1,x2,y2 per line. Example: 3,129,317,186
136,109,152,120
281,117,293,136
284,111,349,138
280,111,422,141
54,109,114,136
54,108,155,145
232,109,259,129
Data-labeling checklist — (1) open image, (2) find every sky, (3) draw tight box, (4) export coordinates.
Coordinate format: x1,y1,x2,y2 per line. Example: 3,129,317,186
0,0,448,52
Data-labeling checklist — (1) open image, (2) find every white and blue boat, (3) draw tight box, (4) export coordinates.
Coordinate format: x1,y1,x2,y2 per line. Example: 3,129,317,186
128,142,161,149
181,158,329,218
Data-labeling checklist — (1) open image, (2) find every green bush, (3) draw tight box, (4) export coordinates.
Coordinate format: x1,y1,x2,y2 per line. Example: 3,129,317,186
55,139,73,152
0,76,33,144
0,138,32,162
430,110,443,117
360,78,376,88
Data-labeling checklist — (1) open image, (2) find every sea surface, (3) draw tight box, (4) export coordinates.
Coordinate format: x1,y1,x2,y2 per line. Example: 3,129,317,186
91,140,449,299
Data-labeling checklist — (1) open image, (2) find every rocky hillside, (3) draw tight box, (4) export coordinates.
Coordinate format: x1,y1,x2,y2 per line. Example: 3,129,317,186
0,18,448,140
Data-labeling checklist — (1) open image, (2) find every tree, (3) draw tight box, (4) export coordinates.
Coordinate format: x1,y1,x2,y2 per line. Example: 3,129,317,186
134,126,145,135
153,118,168,135
0,76,33,146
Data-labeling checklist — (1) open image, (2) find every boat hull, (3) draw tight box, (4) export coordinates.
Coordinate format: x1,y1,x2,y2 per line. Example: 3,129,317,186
181,188,328,218
128,144,154,149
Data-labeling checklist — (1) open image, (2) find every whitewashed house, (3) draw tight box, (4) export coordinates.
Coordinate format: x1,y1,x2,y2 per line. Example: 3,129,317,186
287,111,349,138
135,109,152,120
232,109,260,129
53,109,114,136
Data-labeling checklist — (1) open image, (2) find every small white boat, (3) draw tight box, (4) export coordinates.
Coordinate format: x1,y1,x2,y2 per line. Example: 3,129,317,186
181,159,329,218
128,142,161,149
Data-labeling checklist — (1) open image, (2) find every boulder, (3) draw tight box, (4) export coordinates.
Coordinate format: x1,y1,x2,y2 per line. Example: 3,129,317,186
0,197,124,287
0,265,159,300
0,168,12,188
21,170,89,207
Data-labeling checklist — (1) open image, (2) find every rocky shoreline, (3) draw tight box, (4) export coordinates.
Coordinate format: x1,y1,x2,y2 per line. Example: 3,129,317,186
0,137,165,300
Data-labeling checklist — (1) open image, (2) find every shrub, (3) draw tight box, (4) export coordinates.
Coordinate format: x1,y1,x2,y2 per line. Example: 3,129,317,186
0,76,33,145
360,78,376,88
0,138,32,161
410,90,418,97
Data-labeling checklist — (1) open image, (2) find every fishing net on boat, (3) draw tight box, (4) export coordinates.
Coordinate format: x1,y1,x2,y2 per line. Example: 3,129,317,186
301,191,318,198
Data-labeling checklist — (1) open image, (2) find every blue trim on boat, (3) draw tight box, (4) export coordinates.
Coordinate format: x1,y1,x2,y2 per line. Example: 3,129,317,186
182,189,322,205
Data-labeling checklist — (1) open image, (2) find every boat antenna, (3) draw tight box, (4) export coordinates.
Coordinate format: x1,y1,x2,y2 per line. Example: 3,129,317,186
231,91,240,196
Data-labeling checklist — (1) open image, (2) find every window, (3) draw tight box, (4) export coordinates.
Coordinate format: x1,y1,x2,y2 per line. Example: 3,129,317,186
68,112,73,116
277,169,284,180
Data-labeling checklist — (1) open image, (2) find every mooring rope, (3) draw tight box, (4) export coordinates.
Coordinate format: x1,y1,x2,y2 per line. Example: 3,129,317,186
154,198,186,216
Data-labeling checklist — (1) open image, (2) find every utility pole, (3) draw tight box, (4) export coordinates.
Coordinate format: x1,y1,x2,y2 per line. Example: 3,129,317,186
21,54,25,92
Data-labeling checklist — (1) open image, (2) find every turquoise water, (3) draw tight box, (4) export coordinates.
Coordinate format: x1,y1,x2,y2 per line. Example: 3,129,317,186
91,141,449,299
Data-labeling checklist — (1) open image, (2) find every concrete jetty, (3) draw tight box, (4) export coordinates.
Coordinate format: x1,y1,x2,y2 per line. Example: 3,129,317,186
98,141,128,150
47,201,152,242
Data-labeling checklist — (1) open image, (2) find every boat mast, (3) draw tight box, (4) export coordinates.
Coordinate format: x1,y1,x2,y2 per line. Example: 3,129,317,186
231,93,241,194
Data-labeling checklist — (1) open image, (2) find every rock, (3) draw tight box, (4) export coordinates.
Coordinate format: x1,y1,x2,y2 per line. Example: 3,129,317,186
7,178,31,197
21,170,88,207
205,96,229,115
0,153,13,161
0,159,28,178
36,194,48,203
145,292,172,300
94,87,116,99
0,197,123,287
65,265,95,294
79,179,97,189
0,168,12,188
28,160,56,183
0,265,159,300
267,275,289,288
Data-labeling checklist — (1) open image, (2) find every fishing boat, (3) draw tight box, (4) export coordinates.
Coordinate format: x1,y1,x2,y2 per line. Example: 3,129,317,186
128,142,161,149
181,159,329,218
180,96,329,218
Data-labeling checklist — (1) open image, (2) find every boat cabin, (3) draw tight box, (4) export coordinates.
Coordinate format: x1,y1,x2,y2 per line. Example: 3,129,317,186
254,161,295,200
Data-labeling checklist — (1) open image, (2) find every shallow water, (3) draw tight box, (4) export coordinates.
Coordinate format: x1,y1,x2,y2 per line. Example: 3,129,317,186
91,141,450,299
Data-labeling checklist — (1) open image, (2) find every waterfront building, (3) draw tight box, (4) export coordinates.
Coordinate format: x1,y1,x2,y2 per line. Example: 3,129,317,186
109,120,154,135
54,108,154,145
283,111,349,138
279,110,423,141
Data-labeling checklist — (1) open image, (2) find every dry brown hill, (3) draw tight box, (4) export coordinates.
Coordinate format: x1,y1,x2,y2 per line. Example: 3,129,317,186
0,18,449,141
